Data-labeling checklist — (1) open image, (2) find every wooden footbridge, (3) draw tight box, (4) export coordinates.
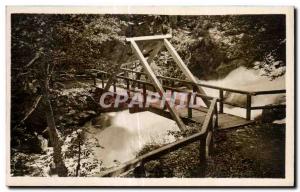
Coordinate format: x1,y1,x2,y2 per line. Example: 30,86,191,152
87,34,285,177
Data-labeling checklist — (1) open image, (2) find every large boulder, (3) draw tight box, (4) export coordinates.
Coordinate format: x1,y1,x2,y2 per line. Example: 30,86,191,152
91,113,113,129
259,95,286,123
260,105,286,123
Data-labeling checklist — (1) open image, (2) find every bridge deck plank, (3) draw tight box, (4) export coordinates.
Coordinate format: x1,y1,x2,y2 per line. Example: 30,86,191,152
147,106,253,130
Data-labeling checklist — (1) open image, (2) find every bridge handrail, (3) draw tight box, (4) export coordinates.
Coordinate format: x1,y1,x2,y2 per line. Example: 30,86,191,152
98,98,218,177
119,68,253,95
92,69,285,96
117,68,286,118
91,69,286,120
251,89,286,95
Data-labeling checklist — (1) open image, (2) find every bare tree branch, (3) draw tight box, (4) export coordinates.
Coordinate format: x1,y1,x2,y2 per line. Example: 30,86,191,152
14,95,43,129
25,51,41,68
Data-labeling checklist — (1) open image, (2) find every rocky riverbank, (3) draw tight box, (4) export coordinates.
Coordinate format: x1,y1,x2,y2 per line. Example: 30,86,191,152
11,84,103,176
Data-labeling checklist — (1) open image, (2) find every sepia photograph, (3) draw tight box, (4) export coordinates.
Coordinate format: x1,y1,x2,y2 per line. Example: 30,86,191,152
6,6,294,187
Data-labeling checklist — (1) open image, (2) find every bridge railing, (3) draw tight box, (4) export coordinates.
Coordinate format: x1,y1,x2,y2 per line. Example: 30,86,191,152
117,68,286,120
88,69,286,120
97,98,218,177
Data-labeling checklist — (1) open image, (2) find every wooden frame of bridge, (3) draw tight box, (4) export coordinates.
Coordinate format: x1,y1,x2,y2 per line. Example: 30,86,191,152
104,34,210,131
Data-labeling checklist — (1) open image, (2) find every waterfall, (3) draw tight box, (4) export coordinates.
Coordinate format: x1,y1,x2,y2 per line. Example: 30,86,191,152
199,66,285,119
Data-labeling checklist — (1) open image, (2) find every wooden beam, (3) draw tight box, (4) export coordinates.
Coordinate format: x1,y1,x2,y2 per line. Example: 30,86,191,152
219,89,224,113
199,98,217,135
246,94,252,120
117,69,253,95
163,39,211,107
252,89,286,95
105,41,163,92
126,34,172,42
130,39,187,131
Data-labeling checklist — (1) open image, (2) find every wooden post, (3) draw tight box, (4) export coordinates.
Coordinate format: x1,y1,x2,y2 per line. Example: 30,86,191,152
137,81,140,89
207,118,214,157
126,79,130,98
113,81,116,93
93,76,96,86
199,136,207,177
219,89,224,113
193,86,197,105
101,74,104,88
164,39,210,107
163,87,168,111
206,132,213,157
126,34,172,42
214,105,218,129
246,94,252,120
187,93,192,118
130,39,187,131
143,83,147,108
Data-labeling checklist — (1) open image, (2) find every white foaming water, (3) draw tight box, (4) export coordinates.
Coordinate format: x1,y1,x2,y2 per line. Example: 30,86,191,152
198,66,285,119
88,111,178,168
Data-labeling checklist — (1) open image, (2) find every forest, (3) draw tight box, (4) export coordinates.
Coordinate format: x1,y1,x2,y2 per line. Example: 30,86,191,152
10,14,286,177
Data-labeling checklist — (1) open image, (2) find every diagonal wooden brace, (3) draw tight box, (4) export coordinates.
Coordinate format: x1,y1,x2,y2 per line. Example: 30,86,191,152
130,39,187,131
163,39,211,107
104,41,163,92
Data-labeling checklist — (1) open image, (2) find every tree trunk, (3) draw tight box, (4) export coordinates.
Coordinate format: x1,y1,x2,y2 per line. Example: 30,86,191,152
42,81,68,177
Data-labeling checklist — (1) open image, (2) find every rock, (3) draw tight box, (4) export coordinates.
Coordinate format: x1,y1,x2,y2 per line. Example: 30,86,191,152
91,72,97,77
91,114,112,128
143,160,164,178
95,125,102,129
76,112,93,125
67,109,76,116
87,110,97,115
37,135,48,152
216,59,247,79
260,105,286,123
16,132,44,154
79,112,89,119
